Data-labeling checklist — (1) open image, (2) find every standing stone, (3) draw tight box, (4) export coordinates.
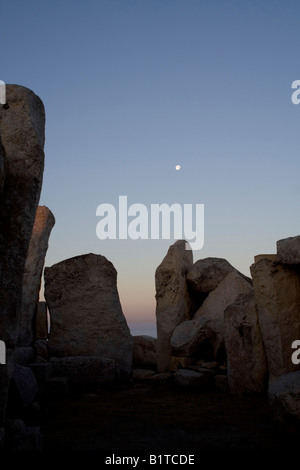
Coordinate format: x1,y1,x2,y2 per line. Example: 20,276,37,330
44,253,133,377
194,271,253,360
0,85,45,346
155,240,193,373
277,236,300,265
224,292,267,394
19,206,55,346
250,258,300,380
0,85,45,425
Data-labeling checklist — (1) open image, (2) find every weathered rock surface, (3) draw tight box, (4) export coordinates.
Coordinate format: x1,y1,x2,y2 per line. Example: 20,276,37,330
19,206,55,346
194,271,253,359
155,240,193,372
133,335,157,369
45,253,133,377
186,257,238,293
187,257,252,295
50,356,116,385
35,301,48,340
170,317,208,357
254,254,278,263
277,235,300,265
0,85,45,425
224,292,267,394
0,85,45,347
250,258,300,379
173,369,208,387
268,372,300,428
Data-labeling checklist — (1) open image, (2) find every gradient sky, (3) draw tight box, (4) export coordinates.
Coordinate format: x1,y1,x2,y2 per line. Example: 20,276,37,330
1,0,300,335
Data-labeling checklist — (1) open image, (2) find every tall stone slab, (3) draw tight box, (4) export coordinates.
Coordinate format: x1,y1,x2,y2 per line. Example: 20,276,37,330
44,253,133,378
0,85,45,425
194,271,253,360
19,206,55,346
155,240,193,373
0,85,45,347
224,292,267,394
250,258,300,380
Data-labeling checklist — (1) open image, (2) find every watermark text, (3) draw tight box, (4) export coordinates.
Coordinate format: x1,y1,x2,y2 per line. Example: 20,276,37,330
0,80,6,105
96,196,204,250
0,340,6,364
291,80,300,104
291,340,300,365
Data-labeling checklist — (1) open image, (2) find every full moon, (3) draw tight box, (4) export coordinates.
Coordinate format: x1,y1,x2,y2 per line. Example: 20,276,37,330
175,165,181,171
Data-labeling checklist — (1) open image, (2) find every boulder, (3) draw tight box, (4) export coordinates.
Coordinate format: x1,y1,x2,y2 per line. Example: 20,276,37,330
0,85,45,425
155,240,193,372
50,356,116,385
173,369,208,387
170,317,208,357
45,253,133,377
268,372,300,429
194,271,253,359
224,292,267,394
187,257,237,293
35,301,48,340
133,335,157,369
250,258,300,379
277,235,300,264
19,206,55,346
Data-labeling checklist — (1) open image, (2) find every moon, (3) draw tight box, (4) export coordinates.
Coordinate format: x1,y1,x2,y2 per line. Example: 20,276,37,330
175,165,181,171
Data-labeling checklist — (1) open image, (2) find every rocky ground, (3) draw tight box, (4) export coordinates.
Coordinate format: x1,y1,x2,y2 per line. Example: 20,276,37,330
35,382,298,451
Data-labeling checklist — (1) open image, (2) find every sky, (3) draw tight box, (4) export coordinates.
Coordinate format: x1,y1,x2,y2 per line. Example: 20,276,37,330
1,0,300,336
